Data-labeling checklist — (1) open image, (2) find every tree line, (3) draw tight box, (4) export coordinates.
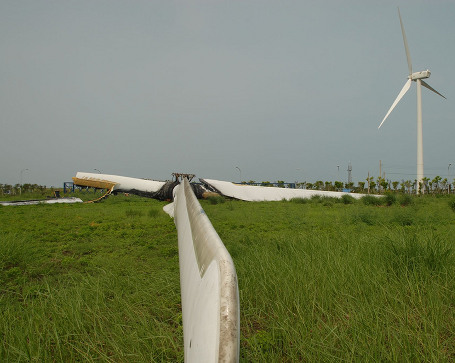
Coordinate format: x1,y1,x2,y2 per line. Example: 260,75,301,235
242,175,454,195
0,183,48,195
2,175,454,197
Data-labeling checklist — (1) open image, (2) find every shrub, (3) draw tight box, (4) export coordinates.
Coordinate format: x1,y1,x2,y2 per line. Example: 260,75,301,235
207,195,225,205
290,197,308,204
322,199,334,207
361,195,382,206
246,330,274,353
351,210,377,225
125,209,144,218
399,194,413,207
384,233,452,275
0,236,33,273
341,194,355,205
383,193,397,206
392,210,414,226
148,208,160,218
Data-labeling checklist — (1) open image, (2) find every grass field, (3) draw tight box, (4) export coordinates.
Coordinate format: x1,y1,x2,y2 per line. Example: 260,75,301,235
2,192,455,361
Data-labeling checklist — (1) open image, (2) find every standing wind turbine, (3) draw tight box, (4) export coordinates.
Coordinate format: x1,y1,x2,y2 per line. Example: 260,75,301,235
378,8,446,193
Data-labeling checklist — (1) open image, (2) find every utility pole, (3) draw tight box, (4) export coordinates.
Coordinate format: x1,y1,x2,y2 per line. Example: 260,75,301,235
367,171,370,194
20,168,29,195
448,163,452,194
347,162,352,186
235,167,241,183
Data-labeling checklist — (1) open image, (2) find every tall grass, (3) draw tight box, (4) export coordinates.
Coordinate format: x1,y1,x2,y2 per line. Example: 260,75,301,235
2,194,455,361
449,198,455,212
0,197,182,361
202,195,455,361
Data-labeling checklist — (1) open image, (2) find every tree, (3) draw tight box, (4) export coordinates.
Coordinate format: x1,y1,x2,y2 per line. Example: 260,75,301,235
296,182,306,189
431,176,442,194
441,178,448,194
420,177,429,194
22,183,32,193
3,184,12,194
392,181,399,191
357,181,365,193
334,181,343,191
380,179,389,192
345,182,354,191
324,181,333,191
376,176,389,194
314,181,324,190
366,176,375,193
369,181,376,193
403,180,413,194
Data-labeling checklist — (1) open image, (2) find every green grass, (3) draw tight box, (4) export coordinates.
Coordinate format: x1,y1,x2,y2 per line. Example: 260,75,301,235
449,198,455,213
201,195,455,362
0,195,182,361
2,193,455,361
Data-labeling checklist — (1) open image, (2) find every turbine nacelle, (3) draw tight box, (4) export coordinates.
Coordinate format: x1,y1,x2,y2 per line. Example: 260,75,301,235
410,70,431,80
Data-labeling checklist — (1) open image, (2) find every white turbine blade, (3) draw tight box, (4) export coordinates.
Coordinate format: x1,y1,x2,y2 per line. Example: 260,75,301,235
398,8,412,76
378,79,412,129
421,80,446,99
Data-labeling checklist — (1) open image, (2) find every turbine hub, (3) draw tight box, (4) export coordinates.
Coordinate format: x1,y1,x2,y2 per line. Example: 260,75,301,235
409,70,431,80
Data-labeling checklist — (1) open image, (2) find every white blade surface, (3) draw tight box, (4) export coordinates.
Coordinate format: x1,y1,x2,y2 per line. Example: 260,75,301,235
378,79,412,129
0,197,83,206
398,8,412,75
174,179,240,362
75,172,165,192
421,80,446,99
201,179,367,201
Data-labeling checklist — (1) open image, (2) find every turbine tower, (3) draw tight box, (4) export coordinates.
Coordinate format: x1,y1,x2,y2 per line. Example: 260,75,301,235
378,8,446,193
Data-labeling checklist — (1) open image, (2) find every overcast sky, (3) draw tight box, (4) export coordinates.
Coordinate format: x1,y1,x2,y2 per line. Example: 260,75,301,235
1,0,454,187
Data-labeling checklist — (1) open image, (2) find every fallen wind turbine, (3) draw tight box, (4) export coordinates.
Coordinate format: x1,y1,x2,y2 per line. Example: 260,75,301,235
378,8,446,194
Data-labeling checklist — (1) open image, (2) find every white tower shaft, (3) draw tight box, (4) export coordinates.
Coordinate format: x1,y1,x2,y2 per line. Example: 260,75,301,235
416,79,424,193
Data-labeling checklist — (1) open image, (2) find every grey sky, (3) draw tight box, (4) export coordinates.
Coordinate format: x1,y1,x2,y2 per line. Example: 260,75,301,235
1,0,454,187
